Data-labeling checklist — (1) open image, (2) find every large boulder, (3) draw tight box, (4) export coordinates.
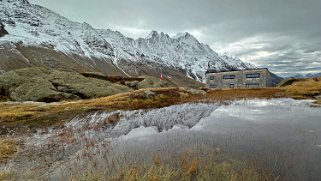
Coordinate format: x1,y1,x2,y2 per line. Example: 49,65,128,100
9,79,72,102
0,67,133,102
47,70,132,99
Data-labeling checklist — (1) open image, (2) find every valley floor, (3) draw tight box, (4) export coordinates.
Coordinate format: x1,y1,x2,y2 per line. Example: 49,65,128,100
0,77,320,180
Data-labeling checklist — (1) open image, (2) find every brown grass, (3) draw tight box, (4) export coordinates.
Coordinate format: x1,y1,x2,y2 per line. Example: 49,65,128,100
4,77,321,134
0,88,186,132
281,77,321,99
105,112,121,125
69,152,274,181
0,138,19,163
205,88,285,101
0,87,287,133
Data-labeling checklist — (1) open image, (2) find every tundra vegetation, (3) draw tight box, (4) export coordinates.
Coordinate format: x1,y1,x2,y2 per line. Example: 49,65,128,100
0,68,320,180
1,75,321,132
0,138,19,163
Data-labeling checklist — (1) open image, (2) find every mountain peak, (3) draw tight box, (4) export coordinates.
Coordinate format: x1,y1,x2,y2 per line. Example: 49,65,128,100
159,32,170,38
146,30,159,39
0,1,251,82
82,22,93,29
172,32,192,39
184,32,192,37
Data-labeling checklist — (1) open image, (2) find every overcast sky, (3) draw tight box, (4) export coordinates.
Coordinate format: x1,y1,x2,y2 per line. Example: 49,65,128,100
29,0,321,77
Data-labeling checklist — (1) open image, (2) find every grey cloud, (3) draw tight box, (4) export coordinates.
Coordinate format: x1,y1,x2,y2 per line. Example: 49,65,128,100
248,43,321,77
29,0,321,76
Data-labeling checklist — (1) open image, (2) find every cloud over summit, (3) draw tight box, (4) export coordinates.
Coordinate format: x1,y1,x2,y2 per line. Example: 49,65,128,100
30,0,321,77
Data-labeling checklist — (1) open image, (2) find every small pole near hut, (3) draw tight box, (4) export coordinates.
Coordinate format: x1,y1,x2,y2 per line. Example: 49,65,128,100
160,69,163,80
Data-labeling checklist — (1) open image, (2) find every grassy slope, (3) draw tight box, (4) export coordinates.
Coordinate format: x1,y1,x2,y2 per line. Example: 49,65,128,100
281,77,321,98
1,45,203,88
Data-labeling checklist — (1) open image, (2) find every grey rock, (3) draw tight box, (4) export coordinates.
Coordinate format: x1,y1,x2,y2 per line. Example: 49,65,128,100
144,90,156,99
125,81,139,90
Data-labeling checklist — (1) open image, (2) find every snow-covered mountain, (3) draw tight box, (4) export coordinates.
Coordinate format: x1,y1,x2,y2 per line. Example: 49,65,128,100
0,0,252,82
287,72,321,79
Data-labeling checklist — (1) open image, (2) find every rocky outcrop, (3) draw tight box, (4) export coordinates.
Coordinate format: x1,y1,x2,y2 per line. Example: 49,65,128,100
0,22,8,37
81,23,114,56
0,67,133,102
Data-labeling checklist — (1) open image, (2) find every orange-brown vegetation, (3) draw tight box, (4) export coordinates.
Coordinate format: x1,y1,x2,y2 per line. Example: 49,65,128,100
68,151,274,181
0,138,20,163
2,76,321,134
0,87,286,133
205,88,285,101
281,77,321,99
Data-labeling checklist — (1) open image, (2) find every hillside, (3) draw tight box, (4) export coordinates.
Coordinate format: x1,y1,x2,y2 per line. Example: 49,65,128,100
0,67,183,102
280,76,321,99
0,0,252,84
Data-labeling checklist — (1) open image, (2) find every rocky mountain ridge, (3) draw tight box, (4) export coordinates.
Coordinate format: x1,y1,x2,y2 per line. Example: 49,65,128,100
0,0,252,82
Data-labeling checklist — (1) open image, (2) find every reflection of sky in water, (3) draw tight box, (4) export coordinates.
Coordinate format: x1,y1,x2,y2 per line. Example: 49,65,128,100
117,98,321,180
25,98,321,180
114,98,321,144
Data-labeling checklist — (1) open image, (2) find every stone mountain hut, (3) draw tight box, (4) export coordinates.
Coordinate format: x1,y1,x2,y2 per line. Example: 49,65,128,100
205,68,275,89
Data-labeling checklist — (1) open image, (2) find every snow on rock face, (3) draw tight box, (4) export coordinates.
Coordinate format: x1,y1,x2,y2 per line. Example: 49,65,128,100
80,22,114,57
0,0,252,81
207,52,255,72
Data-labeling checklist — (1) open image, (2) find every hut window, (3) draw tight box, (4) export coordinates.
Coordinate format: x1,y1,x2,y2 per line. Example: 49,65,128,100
223,75,235,79
246,73,260,78
246,83,260,88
